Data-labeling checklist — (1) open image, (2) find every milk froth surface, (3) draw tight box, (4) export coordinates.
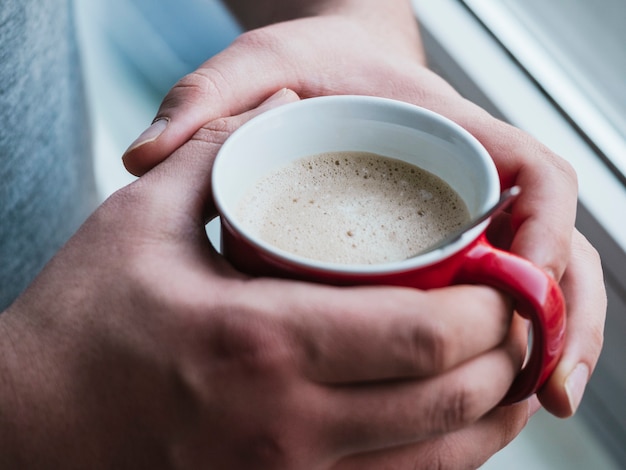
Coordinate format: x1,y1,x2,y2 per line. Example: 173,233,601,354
236,152,470,264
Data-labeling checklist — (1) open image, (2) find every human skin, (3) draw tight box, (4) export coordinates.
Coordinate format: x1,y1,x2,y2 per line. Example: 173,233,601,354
122,0,606,420
2,90,536,469
0,0,604,467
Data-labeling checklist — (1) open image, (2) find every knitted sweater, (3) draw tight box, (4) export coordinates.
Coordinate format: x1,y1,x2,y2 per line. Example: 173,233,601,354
0,0,97,310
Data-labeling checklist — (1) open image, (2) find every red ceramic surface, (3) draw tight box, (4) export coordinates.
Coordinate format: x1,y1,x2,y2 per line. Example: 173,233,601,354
213,95,566,404
221,219,566,404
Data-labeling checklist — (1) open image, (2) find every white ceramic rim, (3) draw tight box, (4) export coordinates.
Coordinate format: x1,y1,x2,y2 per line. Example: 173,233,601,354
212,95,500,274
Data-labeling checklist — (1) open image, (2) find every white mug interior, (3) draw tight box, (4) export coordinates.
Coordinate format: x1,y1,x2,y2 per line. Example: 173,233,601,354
212,95,500,273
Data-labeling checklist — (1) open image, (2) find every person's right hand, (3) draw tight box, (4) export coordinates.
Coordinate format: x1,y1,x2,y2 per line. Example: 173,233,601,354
0,90,532,469
120,5,607,421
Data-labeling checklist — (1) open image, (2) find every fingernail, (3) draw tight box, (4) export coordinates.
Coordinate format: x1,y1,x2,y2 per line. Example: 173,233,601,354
125,117,169,153
544,266,558,280
565,363,589,415
260,88,289,107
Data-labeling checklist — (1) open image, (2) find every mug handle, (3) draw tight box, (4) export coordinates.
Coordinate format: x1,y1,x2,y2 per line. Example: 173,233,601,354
454,234,566,404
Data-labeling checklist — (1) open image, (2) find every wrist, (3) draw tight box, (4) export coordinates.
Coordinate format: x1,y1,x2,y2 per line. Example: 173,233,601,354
0,304,80,467
224,0,425,63
0,309,27,466
314,0,425,62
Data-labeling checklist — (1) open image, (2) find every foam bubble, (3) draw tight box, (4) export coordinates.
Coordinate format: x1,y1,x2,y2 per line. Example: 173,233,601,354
236,151,470,264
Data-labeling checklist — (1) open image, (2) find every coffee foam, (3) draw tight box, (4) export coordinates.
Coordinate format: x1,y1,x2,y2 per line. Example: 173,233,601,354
236,151,470,264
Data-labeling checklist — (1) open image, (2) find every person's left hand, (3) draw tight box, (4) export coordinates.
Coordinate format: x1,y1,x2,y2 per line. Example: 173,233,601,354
121,13,606,419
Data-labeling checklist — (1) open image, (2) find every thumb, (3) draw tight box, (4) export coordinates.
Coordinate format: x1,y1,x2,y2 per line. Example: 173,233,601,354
138,89,300,220
121,50,289,177
536,230,605,418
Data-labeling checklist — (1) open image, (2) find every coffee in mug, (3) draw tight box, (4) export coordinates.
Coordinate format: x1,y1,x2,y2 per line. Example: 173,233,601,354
236,151,470,264
212,95,566,404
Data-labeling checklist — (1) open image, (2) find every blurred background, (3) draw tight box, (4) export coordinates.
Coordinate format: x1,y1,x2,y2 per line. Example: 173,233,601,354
75,0,241,199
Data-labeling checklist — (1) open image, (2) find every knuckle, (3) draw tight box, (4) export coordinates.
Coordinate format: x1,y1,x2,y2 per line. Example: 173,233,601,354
467,285,510,316
236,418,315,470
428,381,484,433
505,127,578,190
441,386,474,430
160,68,228,112
210,308,292,376
238,433,289,469
532,141,578,189
551,153,578,187
553,224,574,249
192,117,236,147
406,320,451,373
573,230,602,267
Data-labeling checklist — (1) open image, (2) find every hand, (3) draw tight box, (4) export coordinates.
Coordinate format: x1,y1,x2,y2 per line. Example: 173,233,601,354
0,90,532,469
121,5,606,419
121,4,426,176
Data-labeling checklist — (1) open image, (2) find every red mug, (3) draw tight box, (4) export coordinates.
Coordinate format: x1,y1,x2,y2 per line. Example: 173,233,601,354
212,95,566,404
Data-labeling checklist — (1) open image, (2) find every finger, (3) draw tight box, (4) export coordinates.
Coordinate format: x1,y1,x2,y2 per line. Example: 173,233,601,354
322,337,526,457
537,230,606,417
245,281,516,383
131,88,300,223
122,35,302,176
333,396,538,470
120,17,428,177
459,109,578,280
